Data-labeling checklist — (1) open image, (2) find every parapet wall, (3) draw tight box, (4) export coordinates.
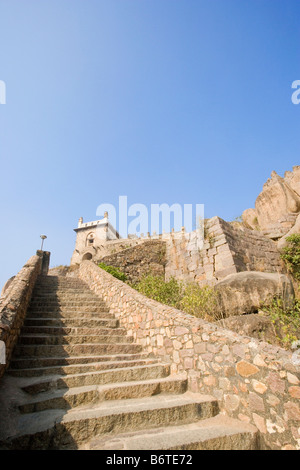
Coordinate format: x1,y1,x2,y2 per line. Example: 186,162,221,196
92,216,284,287
78,260,300,450
0,252,49,378
165,217,284,285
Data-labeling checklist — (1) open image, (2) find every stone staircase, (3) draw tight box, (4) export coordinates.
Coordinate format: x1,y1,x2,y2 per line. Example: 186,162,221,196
0,275,259,450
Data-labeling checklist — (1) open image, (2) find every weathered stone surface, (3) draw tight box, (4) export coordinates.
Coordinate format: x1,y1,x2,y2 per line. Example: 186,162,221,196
0,253,45,378
277,213,300,250
218,314,279,344
214,271,294,317
236,361,259,378
242,208,259,230
243,166,300,240
99,240,166,284
76,261,300,450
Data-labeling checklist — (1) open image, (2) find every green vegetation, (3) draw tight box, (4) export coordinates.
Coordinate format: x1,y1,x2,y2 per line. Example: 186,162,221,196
133,274,223,321
180,283,223,321
280,234,300,281
98,263,127,282
134,275,183,308
261,296,300,348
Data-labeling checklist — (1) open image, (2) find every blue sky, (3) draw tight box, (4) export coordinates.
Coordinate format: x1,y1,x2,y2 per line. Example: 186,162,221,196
0,0,299,289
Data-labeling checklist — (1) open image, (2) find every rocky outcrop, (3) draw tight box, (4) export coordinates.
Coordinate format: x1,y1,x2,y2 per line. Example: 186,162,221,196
99,240,166,284
217,314,279,345
277,213,300,250
242,166,300,240
214,271,294,317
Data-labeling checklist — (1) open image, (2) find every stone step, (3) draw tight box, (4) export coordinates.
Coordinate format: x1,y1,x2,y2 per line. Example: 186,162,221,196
26,310,113,319
21,364,171,394
18,375,187,414
9,357,160,378
23,318,119,328
27,306,108,313
82,415,259,451
1,393,219,450
29,301,106,308
21,326,126,336
18,334,134,346
13,342,143,358
9,353,151,370
31,294,101,301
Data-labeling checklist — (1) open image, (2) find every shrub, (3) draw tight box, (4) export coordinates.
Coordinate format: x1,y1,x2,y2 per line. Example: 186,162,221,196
280,234,300,281
134,275,183,308
133,275,223,321
98,263,127,282
179,283,223,321
261,296,300,348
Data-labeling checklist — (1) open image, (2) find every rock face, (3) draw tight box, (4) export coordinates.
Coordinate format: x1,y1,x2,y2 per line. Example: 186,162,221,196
214,271,294,317
217,314,279,345
242,166,300,240
277,213,300,250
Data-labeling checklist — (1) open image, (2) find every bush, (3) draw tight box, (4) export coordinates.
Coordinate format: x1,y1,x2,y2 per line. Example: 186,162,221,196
133,275,223,321
281,234,300,281
98,263,127,282
179,283,223,321
134,275,183,308
261,296,300,348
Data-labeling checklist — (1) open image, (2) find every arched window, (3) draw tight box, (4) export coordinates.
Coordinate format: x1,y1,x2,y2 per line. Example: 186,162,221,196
86,233,95,246
82,252,93,261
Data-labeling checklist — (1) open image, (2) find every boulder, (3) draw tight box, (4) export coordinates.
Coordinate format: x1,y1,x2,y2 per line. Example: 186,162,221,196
217,314,280,345
277,213,300,250
243,166,300,239
214,271,294,317
242,208,259,230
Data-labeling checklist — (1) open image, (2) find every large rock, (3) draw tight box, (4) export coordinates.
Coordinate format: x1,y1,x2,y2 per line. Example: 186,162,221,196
243,166,300,240
217,314,280,345
214,271,294,317
277,213,300,250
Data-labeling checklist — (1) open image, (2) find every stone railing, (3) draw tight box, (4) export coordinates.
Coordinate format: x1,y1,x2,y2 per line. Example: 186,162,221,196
78,260,300,450
0,251,50,378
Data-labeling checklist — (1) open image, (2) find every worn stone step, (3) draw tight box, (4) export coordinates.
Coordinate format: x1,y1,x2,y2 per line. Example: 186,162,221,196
23,318,119,328
1,393,219,449
9,353,151,370
82,415,259,450
9,357,160,378
13,342,143,358
31,294,102,301
18,375,188,413
26,310,113,319
21,364,171,394
27,305,108,313
21,326,126,336
18,334,134,346
30,297,105,307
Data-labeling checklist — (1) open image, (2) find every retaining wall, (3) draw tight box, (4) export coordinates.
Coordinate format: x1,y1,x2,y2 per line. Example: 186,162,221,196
78,260,300,450
0,252,49,378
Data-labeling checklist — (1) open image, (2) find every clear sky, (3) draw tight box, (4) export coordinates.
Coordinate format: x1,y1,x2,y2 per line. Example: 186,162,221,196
0,0,299,290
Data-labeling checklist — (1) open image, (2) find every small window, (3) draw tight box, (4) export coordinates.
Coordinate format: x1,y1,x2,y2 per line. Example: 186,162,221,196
86,233,95,247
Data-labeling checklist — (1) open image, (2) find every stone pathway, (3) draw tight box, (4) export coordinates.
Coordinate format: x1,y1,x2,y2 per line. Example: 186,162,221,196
0,275,259,450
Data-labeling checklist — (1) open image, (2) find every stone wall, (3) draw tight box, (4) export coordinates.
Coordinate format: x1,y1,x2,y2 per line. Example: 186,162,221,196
78,260,300,450
0,252,49,378
99,240,166,284
165,217,283,286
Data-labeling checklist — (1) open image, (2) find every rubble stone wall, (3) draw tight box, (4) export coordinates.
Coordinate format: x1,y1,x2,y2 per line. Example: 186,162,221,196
78,260,300,450
0,253,47,378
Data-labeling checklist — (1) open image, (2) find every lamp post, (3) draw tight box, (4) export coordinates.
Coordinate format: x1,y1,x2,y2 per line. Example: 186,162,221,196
40,235,47,251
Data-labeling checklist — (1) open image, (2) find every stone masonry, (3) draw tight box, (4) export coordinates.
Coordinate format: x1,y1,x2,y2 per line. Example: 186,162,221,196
78,260,300,450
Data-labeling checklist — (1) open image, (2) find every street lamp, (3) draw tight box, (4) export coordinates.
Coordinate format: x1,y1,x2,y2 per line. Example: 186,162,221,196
40,235,47,251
